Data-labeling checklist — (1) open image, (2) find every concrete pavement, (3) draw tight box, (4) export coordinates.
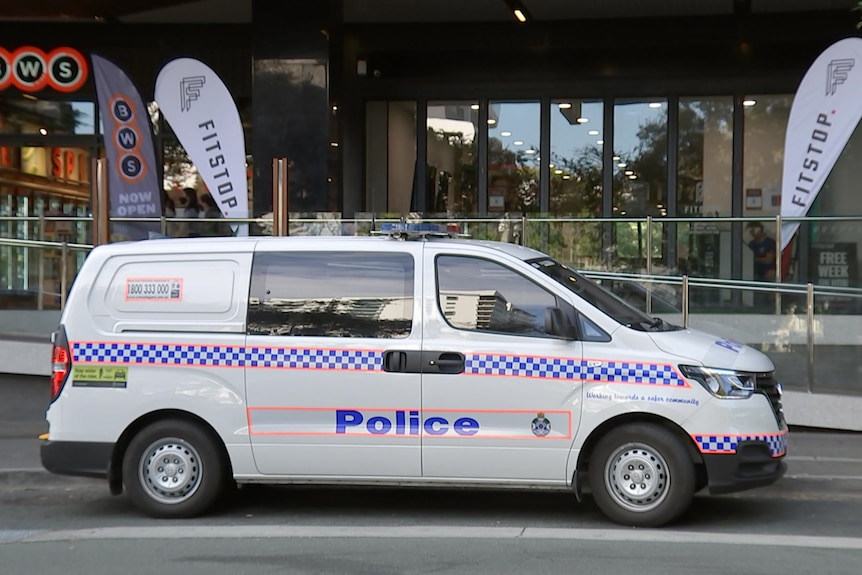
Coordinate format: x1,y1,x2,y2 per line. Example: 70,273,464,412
2,373,861,486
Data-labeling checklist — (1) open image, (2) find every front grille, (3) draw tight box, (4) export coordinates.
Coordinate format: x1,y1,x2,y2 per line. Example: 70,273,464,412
756,372,785,427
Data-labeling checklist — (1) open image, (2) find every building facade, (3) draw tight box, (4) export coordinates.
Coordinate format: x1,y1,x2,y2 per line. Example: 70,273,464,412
1,0,861,315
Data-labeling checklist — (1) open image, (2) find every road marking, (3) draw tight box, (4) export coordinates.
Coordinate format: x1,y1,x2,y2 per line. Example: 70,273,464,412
13,526,862,550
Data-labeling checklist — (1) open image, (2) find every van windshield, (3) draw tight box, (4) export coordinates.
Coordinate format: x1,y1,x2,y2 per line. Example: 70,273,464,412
527,258,682,332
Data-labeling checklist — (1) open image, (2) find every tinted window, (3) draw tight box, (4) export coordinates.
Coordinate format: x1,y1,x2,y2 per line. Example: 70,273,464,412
436,255,557,337
248,252,414,338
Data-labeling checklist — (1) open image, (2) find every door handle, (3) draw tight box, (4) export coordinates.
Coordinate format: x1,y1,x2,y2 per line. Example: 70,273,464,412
383,350,423,373
423,351,465,374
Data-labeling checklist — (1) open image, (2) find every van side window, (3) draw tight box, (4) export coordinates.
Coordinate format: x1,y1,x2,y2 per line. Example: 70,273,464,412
248,252,414,338
436,255,558,338
579,314,611,342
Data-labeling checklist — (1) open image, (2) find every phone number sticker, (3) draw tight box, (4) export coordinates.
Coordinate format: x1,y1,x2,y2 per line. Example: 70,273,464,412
125,278,183,301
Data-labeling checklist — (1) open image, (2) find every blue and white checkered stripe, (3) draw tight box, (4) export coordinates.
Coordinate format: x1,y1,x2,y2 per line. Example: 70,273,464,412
466,354,686,386
694,433,787,457
245,347,381,370
72,342,383,371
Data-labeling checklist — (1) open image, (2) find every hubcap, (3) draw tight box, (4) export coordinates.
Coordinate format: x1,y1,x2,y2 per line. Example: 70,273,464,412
604,442,670,513
138,437,202,504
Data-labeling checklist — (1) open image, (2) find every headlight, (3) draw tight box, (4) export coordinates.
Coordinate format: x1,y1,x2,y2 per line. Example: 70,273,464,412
679,365,756,399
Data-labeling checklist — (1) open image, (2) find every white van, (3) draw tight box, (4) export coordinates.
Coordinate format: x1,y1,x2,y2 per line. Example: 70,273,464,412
41,225,786,527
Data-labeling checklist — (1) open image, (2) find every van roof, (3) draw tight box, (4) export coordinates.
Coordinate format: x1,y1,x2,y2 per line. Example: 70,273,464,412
91,235,550,262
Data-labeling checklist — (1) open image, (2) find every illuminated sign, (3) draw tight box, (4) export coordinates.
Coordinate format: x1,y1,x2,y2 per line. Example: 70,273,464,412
0,46,88,93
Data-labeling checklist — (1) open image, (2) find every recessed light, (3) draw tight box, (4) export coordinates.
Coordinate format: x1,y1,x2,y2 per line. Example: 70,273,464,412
612,156,620,161
743,99,757,107
649,102,662,109
471,104,480,110
596,140,604,145
513,9,527,22
513,140,524,146
562,175,571,180
525,149,536,155
39,128,48,135
588,130,599,136
554,169,563,175
330,142,339,147
624,170,634,175
501,131,512,137
558,102,572,109
487,118,497,125
618,162,627,168
576,117,589,124
628,175,637,179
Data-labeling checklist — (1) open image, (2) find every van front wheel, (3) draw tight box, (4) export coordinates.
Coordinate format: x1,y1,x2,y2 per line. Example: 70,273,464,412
122,419,225,518
589,424,694,527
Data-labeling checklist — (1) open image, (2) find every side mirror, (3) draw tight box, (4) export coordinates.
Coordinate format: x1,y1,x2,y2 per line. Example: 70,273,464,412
545,306,577,340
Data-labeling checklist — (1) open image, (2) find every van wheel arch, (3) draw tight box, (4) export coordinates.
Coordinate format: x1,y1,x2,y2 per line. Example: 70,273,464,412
109,409,233,496
575,414,705,492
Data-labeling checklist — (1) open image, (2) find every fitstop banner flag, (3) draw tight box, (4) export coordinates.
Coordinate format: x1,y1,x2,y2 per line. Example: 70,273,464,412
91,54,161,240
154,58,248,236
780,37,862,252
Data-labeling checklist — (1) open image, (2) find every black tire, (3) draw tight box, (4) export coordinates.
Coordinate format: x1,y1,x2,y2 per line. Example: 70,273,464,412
588,423,695,527
122,419,226,518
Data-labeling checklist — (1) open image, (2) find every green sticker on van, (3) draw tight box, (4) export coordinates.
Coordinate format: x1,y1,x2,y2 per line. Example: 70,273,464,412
72,366,128,388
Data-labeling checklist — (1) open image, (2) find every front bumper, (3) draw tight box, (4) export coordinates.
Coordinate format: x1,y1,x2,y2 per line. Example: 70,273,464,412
703,440,786,494
40,440,114,479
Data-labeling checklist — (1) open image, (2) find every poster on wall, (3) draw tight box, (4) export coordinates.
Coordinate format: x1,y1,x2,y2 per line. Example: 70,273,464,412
745,188,762,210
808,242,858,288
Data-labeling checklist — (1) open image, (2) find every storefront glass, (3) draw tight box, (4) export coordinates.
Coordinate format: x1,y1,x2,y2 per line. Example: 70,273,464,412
426,100,478,217
549,99,603,216
487,101,540,219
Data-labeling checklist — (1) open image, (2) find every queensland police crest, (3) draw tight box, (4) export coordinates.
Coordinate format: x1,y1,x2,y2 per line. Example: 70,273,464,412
531,412,551,437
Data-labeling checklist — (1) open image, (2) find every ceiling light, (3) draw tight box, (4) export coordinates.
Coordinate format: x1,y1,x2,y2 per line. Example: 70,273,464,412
588,130,599,136
562,175,571,180
39,128,48,135
471,104,480,110
548,163,555,168
487,118,497,125
330,142,339,147
501,131,512,137
625,170,634,175
514,140,524,146
743,99,757,107
618,162,627,168
525,149,536,155
558,102,572,109
649,102,662,109
554,169,563,175
332,105,338,112
596,140,604,145
576,117,589,124
628,175,637,180
656,203,664,208
612,156,620,161
513,9,527,22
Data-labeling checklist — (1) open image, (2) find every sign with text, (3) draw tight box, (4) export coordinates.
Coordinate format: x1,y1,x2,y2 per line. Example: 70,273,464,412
0,46,88,92
809,243,858,288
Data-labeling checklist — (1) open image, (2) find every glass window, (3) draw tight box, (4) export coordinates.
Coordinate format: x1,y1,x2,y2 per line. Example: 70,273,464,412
436,255,556,337
742,95,791,289
676,97,734,297
550,99,603,216
488,101,540,215
365,101,416,216
0,98,95,135
248,252,414,338
613,98,667,217
426,101,478,217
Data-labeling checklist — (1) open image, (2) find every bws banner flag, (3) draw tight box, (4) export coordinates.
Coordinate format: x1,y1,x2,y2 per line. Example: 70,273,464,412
780,37,862,252
154,58,248,236
91,54,161,240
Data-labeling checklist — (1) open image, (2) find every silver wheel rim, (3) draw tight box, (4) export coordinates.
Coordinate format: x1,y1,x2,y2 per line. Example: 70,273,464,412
138,437,203,505
604,442,670,513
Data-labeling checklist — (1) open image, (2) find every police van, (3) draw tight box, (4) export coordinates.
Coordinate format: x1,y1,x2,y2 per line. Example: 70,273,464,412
41,224,786,527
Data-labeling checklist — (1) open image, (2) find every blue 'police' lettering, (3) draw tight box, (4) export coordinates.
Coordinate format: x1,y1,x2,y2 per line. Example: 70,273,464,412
335,409,480,436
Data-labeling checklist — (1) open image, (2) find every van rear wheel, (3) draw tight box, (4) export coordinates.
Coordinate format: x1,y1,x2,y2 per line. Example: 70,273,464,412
589,424,694,527
122,419,225,518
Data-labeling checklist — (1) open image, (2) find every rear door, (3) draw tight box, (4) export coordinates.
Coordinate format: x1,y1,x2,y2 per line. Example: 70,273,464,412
245,241,423,477
420,245,583,483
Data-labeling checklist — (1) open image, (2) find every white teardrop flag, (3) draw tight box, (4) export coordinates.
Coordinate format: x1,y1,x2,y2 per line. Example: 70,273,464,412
780,37,862,252
155,58,248,236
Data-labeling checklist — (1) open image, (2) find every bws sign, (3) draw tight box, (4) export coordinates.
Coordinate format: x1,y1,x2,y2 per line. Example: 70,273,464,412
0,46,88,92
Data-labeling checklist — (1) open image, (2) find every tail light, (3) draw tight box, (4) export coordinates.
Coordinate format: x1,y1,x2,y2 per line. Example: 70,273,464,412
50,327,71,401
